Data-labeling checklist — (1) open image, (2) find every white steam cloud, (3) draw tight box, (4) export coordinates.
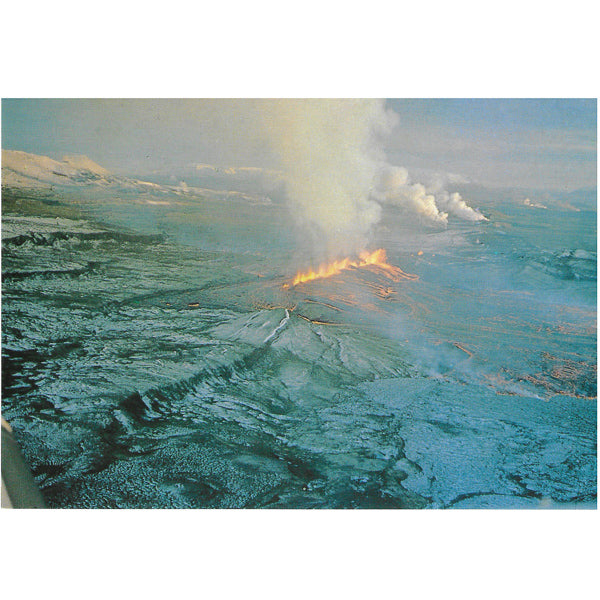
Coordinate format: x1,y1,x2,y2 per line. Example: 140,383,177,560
247,100,486,252
371,165,486,225
253,99,397,254
183,100,487,253
522,197,548,209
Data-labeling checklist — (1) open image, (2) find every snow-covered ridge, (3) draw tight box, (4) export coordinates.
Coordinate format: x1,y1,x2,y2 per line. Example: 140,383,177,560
1,150,273,205
2,149,116,188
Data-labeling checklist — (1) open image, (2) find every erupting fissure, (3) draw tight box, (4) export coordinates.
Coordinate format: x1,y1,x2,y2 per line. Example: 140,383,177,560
285,248,418,288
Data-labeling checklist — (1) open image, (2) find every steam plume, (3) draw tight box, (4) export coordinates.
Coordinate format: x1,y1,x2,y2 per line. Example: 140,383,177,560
372,165,486,225
255,99,397,255
184,100,486,252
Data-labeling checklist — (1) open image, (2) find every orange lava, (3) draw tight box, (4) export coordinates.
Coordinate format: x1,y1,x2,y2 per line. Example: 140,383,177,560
285,248,418,288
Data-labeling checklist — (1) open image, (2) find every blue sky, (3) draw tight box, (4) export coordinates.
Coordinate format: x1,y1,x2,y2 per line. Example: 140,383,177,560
384,99,596,190
2,98,596,191
387,99,596,132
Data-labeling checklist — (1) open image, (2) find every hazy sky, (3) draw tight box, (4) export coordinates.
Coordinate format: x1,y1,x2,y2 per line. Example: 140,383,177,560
385,99,596,190
2,98,596,191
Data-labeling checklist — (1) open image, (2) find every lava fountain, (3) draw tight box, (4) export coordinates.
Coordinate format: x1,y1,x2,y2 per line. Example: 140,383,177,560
284,248,418,288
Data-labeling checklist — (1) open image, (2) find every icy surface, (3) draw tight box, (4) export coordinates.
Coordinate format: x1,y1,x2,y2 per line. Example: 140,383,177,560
362,378,596,508
1,182,596,508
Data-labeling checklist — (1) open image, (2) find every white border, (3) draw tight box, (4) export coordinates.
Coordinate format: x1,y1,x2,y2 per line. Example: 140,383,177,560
1,3,598,598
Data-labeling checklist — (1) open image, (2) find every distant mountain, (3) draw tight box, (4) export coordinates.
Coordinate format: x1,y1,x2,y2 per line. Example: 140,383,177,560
2,149,130,189
1,150,274,205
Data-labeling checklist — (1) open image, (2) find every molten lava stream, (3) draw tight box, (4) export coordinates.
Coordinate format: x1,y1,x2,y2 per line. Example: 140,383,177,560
285,248,417,288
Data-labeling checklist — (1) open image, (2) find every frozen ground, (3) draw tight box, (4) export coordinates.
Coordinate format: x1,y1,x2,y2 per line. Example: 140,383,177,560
1,177,596,508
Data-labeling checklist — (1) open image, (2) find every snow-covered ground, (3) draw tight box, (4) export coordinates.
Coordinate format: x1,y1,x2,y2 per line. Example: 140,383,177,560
1,152,596,508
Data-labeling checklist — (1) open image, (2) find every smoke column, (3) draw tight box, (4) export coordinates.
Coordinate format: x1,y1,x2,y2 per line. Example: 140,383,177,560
183,99,485,253
255,99,397,256
371,165,487,224
249,100,484,254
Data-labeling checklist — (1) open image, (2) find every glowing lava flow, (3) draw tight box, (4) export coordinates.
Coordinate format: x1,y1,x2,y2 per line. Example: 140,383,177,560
285,248,418,288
